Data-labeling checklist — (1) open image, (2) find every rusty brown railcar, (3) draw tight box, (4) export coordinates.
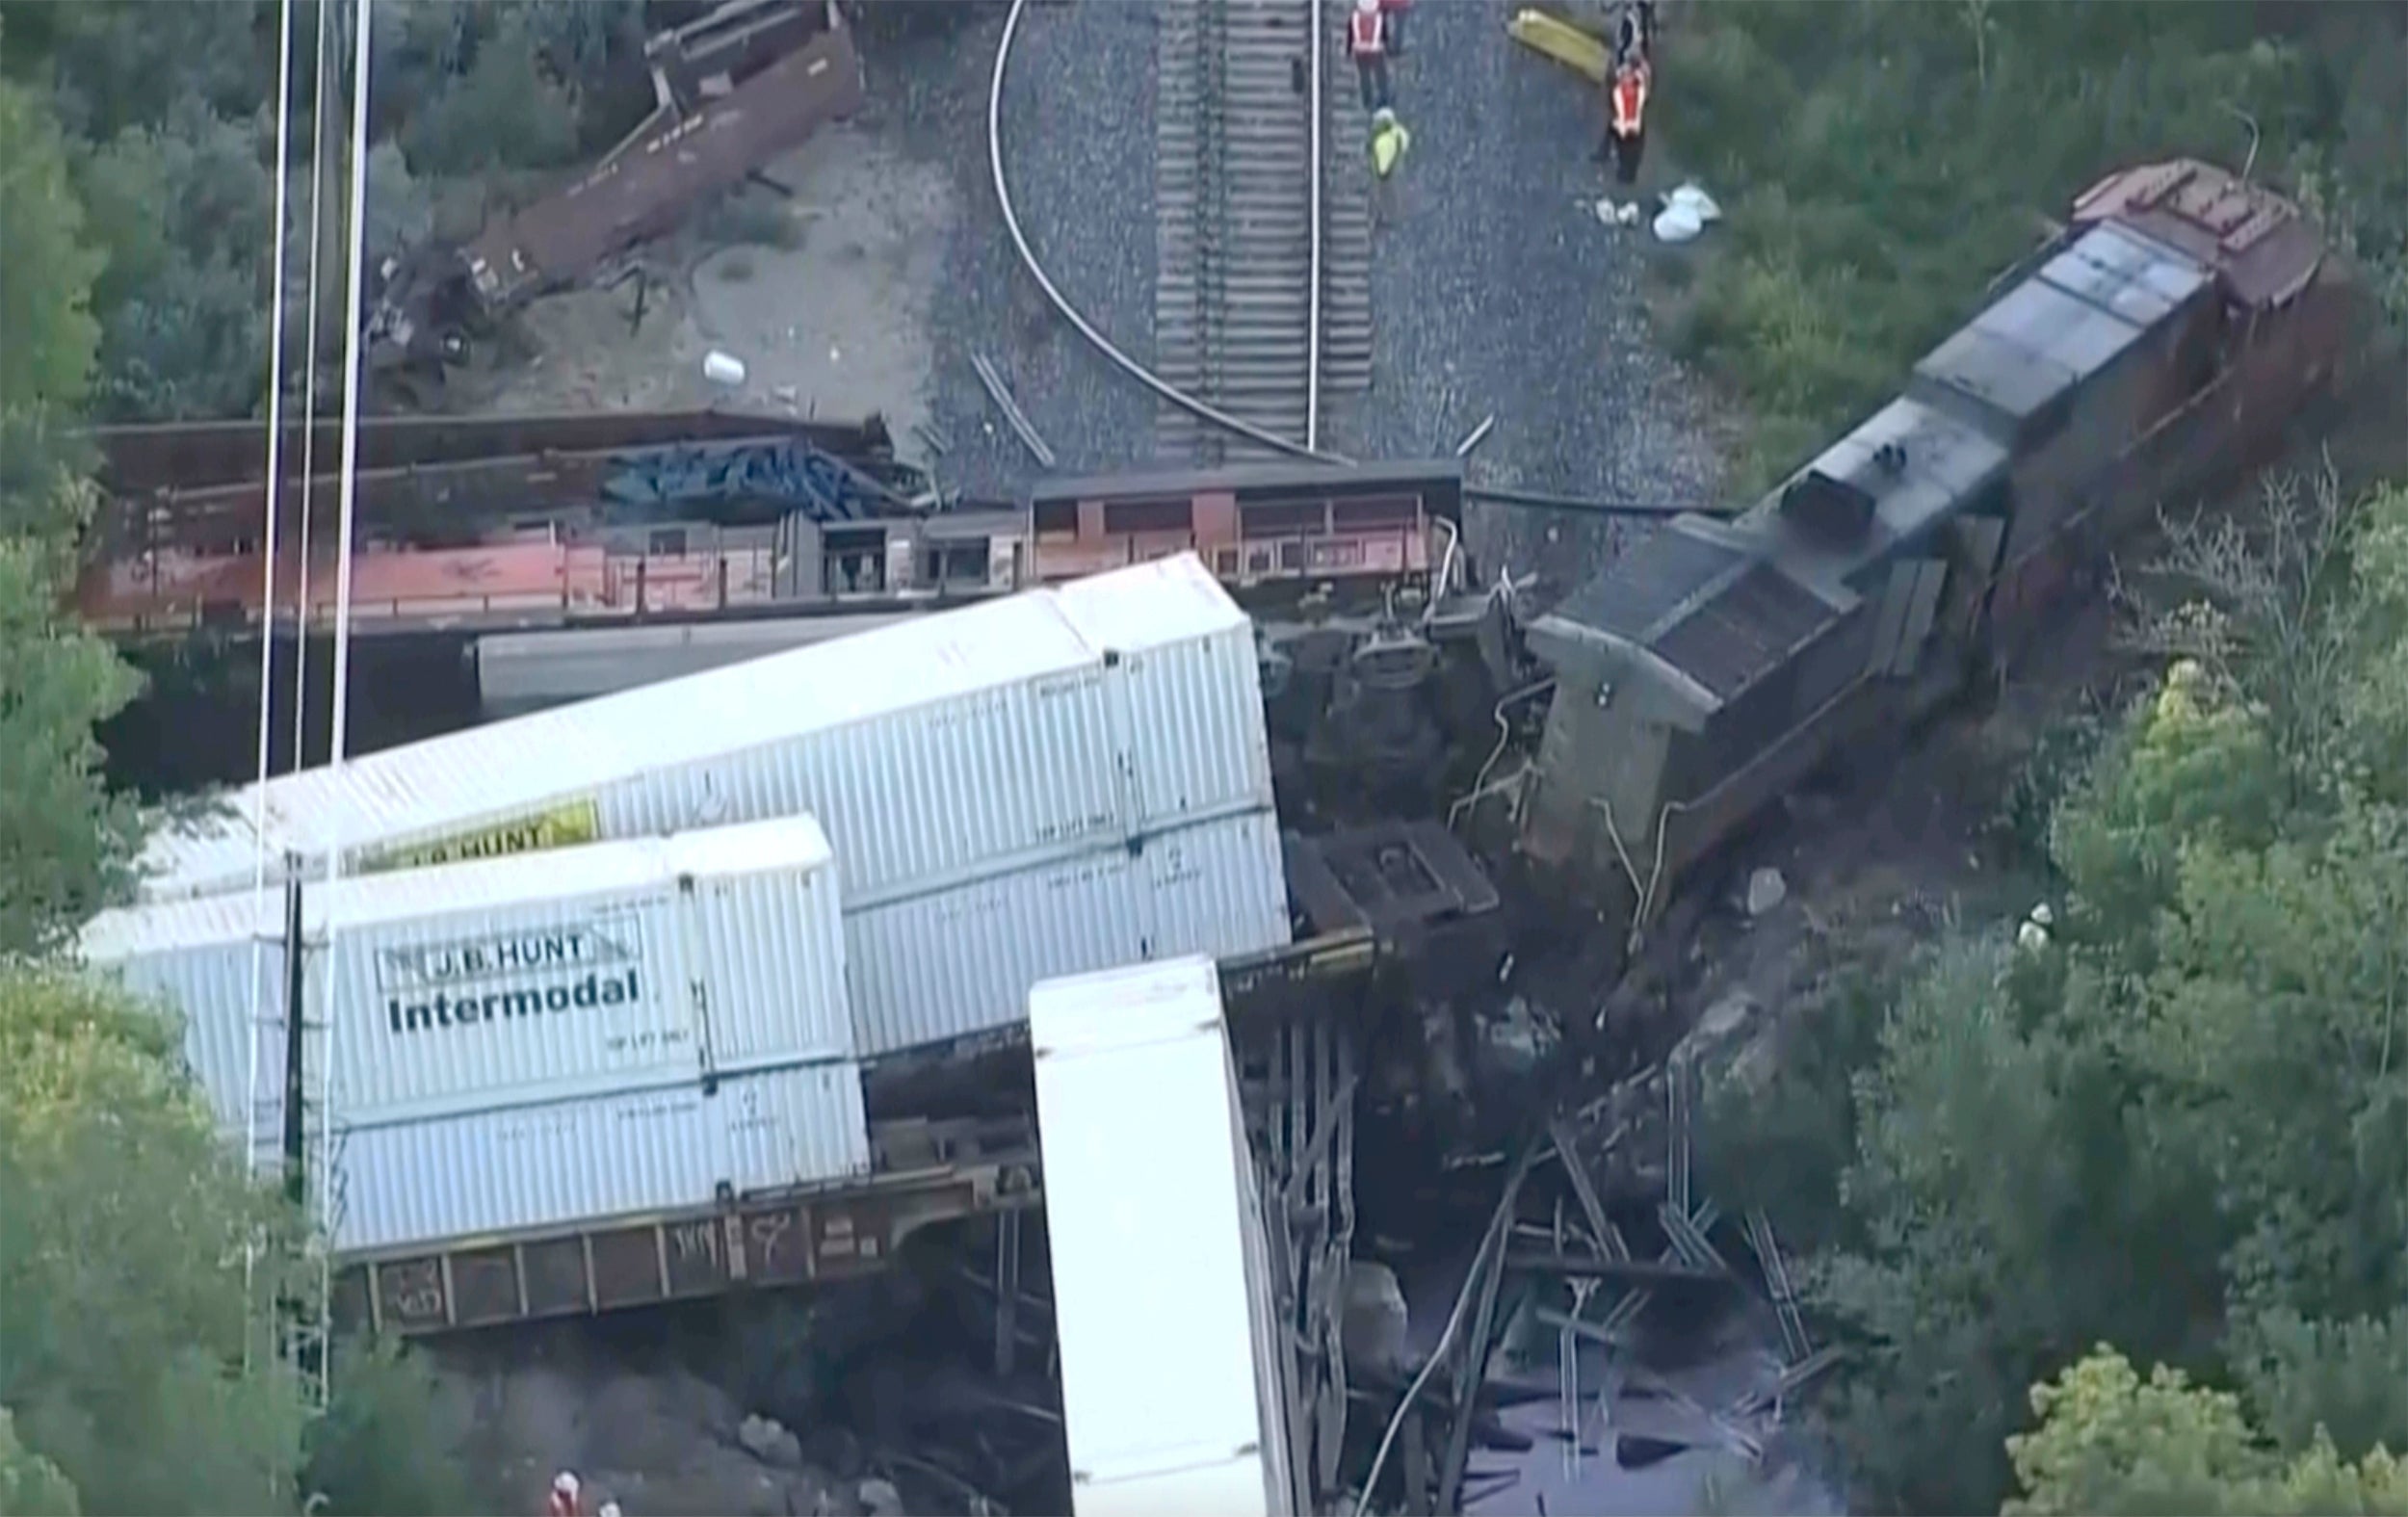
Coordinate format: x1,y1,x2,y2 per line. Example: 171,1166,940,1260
461,0,866,313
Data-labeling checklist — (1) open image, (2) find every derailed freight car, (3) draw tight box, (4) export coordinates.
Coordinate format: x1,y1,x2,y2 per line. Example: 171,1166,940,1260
135,555,1274,907
849,808,1291,1058
78,815,871,1255
1030,957,1298,1517
83,814,857,1135
1520,159,2367,929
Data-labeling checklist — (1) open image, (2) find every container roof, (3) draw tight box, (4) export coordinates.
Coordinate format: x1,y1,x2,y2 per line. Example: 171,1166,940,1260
1913,223,2209,433
134,555,1242,901
86,813,835,961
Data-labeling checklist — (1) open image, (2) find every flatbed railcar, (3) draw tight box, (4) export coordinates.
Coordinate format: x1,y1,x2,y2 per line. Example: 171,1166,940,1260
1517,159,2369,934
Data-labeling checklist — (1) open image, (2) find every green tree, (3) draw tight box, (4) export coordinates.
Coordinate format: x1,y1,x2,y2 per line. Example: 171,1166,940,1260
0,72,102,413
0,1408,81,1517
0,73,144,954
385,4,585,178
73,96,275,421
2230,1309,2408,1464
2004,1347,2408,1516
0,537,143,956
1,0,268,143
0,968,307,1516
1721,482,2408,1513
1803,939,2222,1514
304,1337,473,1517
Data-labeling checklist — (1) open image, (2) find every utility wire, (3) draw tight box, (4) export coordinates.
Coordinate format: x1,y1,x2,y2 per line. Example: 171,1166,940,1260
302,0,378,1412
292,0,336,766
240,0,300,1370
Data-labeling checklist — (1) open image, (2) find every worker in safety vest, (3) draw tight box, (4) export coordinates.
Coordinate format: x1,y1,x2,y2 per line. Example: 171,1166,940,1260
1370,107,1411,179
1600,56,1649,187
1378,0,1411,58
1348,0,1392,113
547,1472,584,1517
1613,0,1657,69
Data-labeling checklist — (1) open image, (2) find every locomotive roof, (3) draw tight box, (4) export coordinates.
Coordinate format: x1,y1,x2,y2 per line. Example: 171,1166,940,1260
2072,158,2326,311
1912,223,2212,434
1536,397,2008,725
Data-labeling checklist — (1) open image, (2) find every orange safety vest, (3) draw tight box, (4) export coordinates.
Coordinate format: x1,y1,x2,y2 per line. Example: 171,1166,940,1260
1348,9,1384,58
1610,69,1648,137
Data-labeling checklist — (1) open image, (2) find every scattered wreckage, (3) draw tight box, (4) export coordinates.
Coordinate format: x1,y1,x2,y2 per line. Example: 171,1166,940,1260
365,0,867,399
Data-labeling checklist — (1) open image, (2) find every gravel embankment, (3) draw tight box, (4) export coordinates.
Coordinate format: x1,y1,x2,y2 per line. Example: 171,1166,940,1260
873,3,1161,496
1346,0,1723,599
872,0,1723,597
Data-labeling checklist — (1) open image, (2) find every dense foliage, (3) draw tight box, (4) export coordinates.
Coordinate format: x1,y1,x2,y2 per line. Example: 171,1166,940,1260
1664,9,2407,1507
0,29,467,1513
0,0,655,423
1660,0,2408,490
1707,477,2408,1514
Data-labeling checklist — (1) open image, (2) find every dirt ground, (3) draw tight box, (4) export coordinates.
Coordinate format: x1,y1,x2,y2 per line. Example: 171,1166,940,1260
437,123,956,445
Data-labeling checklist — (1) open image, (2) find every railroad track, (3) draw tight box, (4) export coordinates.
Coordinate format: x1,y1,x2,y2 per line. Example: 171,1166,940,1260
1154,0,1372,463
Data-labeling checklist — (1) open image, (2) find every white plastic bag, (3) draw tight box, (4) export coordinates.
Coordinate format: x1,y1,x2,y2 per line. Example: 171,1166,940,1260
1668,182,1723,222
1652,201,1704,243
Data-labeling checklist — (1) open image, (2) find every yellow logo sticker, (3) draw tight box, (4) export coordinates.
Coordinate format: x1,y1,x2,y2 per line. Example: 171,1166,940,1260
360,798,603,875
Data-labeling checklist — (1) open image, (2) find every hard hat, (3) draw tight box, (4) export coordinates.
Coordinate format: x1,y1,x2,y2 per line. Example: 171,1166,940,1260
1355,0,1378,13
554,1473,582,1497
1373,107,1399,128
597,1504,622,1517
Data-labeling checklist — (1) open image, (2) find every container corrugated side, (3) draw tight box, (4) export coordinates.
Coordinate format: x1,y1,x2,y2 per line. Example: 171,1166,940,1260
846,807,1292,1058
88,903,289,1167
135,588,1115,903
329,1061,870,1257
1030,957,1286,1517
674,827,852,1074
139,562,1267,909
582,660,1124,911
84,816,853,1128
1053,555,1274,826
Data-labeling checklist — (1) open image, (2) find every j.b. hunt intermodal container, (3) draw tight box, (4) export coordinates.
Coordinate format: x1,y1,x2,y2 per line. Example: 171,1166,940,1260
134,554,1273,909
77,814,854,1139
329,1060,870,1257
848,805,1292,1058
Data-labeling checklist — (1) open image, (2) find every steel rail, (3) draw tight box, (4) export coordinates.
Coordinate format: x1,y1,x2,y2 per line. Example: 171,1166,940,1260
986,0,1351,465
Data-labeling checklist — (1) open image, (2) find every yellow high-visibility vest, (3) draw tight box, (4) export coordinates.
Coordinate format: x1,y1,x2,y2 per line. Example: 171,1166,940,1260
1372,119,1411,178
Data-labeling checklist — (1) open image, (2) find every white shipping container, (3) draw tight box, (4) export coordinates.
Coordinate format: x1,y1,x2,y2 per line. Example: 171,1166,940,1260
1030,957,1295,1517
138,555,1271,910
80,815,853,1135
330,1060,871,1257
1051,556,1275,828
847,806,1292,1058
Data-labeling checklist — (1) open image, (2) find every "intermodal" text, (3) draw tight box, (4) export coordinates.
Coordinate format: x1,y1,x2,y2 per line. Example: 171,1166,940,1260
384,968,641,1034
